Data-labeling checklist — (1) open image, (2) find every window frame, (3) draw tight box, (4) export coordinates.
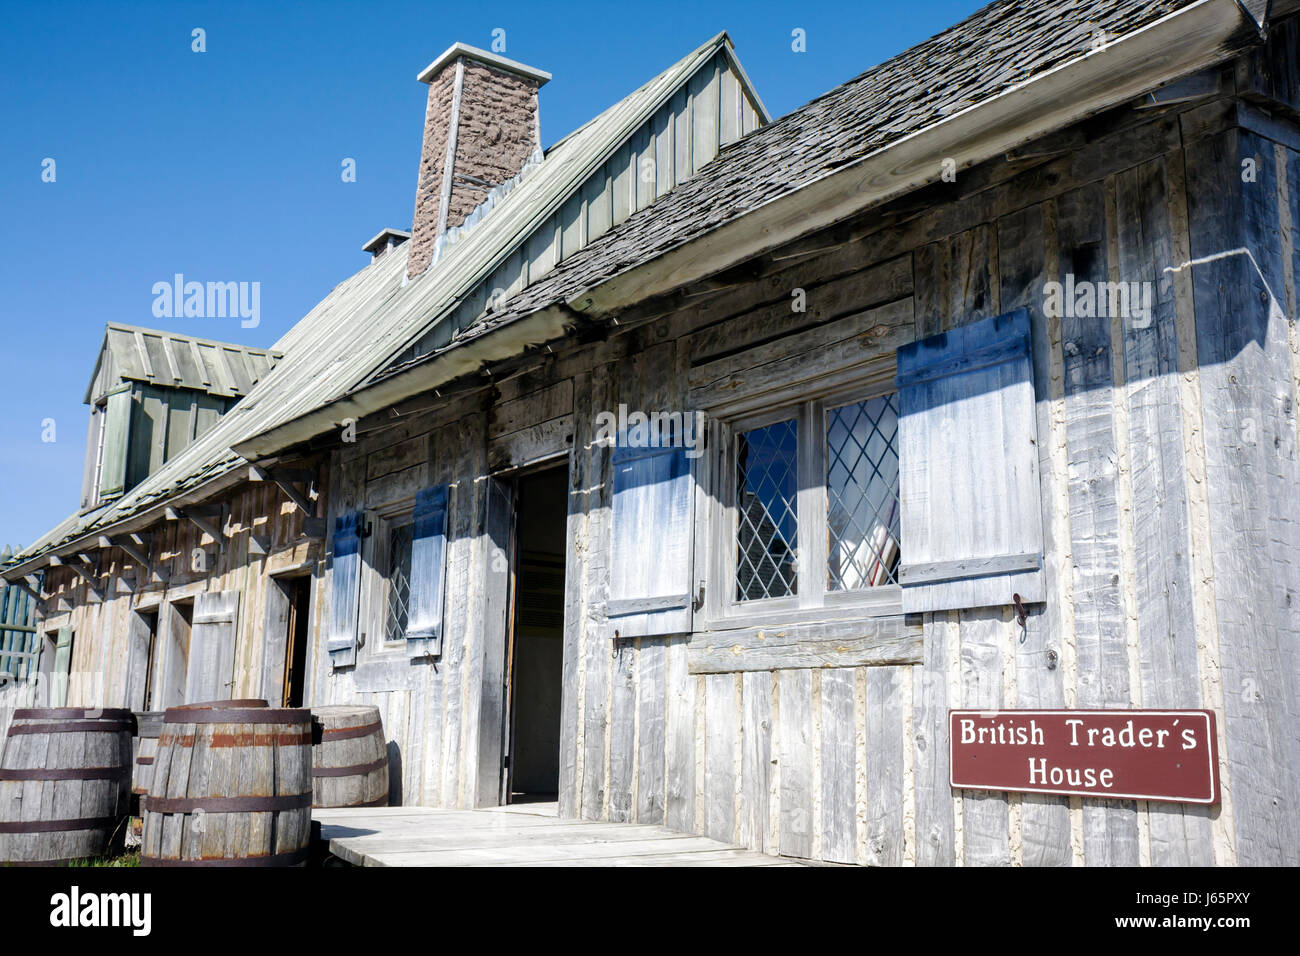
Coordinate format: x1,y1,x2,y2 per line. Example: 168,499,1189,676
356,499,416,658
703,380,903,632
377,510,416,646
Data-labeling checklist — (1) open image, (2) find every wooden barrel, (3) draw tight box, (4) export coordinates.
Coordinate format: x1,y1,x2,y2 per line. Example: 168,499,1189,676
0,707,135,865
142,699,313,866
311,705,389,808
131,711,165,803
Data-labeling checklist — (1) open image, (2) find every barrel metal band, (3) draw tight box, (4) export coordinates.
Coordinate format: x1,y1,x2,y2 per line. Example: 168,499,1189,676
0,766,127,781
164,708,310,725
312,756,388,778
320,721,383,742
140,846,309,867
142,792,312,814
7,721,133,736
0,816,117,833
13,708,134,721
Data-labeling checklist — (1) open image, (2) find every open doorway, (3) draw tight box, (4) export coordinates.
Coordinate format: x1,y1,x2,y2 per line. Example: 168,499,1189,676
282,577,311,707
263,574,311,707
504,465,568,804
157,599,192,709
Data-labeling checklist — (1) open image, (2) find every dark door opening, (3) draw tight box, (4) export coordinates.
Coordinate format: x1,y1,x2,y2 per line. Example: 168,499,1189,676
283,577,311,707
505,465,568,803
138,609,159,711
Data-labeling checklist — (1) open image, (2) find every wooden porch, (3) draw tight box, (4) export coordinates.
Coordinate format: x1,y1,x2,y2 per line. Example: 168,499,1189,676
313,803,805,867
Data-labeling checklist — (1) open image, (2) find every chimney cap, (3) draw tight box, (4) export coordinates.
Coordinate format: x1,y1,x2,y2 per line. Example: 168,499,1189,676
362,228,411,256
417,42,551,86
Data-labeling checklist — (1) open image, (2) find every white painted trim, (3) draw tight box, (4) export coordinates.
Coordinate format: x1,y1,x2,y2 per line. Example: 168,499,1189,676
417,42,552,86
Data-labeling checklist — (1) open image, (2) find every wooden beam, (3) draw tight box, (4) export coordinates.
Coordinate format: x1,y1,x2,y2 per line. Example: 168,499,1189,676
1136,66,1226,109
182,509,224,545
111,534,150,568
110,534,168,583
7,577,43,605
67,557,103,600
165,505,225,546
248,465,315,516
686,619,922,674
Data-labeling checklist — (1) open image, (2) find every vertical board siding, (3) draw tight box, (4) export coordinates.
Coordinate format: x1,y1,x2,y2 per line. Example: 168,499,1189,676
777,669,813,858
738,670,771,852
36,92,1300,871
1113,156,1214,866
1056,182,1141,867
863,666,905,866
1187,129,1300,866
819,668,856,864
1000,201,1073,866
703,672,737,843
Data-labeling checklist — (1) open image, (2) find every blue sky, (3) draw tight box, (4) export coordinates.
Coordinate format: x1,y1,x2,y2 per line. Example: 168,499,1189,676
0,0,985,550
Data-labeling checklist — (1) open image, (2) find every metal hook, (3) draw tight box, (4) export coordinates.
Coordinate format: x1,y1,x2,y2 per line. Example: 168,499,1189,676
1013,593,1028,636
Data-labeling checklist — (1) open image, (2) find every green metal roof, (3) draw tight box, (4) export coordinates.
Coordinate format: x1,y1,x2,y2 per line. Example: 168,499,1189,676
84,323,281,404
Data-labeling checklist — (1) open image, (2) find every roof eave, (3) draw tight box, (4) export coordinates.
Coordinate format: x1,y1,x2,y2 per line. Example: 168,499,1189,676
232,306,575,461
569,0,1259,317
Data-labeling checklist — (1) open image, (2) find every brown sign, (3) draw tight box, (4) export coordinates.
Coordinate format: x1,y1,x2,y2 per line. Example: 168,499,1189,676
949,709,1219,804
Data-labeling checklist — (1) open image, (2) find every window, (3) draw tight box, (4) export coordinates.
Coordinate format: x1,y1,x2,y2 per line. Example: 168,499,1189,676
711,387,902,627
736,418,799,600
384,521,414,643
825,393,901,591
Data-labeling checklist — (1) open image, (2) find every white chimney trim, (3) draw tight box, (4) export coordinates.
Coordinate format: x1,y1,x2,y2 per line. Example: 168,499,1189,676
417,42,552,86
361,228,411,255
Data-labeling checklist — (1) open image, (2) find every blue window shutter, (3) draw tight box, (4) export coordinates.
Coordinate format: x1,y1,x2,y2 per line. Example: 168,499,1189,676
609,442,695,638
895,307,1045,613
328,511,364,668
406,484,450,660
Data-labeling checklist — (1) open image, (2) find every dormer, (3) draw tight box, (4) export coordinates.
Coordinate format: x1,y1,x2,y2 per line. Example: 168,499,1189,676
80,324,281,510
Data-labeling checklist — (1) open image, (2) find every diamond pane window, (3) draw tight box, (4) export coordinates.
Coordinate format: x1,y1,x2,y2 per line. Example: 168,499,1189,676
827,394,901,589
736,418,799,601
385,523,414,642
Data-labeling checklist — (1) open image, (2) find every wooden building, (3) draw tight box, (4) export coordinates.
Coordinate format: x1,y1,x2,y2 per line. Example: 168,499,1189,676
4,0,1298,866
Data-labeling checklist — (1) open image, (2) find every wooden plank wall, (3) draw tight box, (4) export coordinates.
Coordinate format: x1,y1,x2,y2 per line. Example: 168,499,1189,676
29,86,1300,867
301,90,1298,864
402,92,1291,865
31,473,325,721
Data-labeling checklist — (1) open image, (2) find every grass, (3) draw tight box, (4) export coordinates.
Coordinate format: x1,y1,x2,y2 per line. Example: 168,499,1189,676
63,851,140,867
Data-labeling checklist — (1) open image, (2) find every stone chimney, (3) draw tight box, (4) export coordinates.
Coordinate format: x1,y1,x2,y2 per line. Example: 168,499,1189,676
407,43,550,279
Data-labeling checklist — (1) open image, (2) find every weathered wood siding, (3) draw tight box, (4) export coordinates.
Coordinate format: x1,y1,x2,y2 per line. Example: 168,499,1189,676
22,75,1300,867
310,88,1299,865
22,476,326,724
